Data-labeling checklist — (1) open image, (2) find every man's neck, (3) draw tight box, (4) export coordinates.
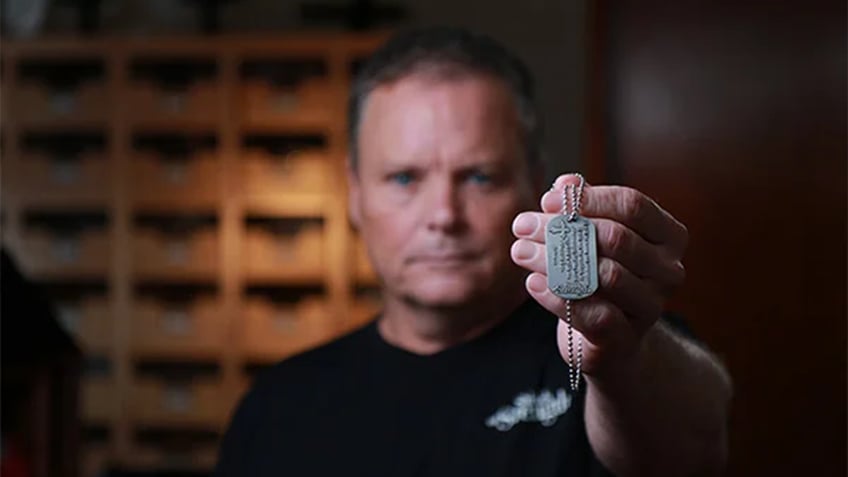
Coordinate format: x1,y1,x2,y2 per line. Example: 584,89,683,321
377,289,529,355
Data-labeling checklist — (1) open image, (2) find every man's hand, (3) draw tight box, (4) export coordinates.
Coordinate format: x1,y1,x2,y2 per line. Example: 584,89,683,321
510,174,689,378
511,175,730,476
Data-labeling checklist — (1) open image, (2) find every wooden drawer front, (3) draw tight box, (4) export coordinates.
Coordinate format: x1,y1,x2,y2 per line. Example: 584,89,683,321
241,79,336,126
131,152,220,205
20,227,110,277
81,444,111,477
132,295,224,357
16,152,110,204
354,237,377,283
242,149,329,197
128,445,218,471
57,295,112,353
243,221,324,282
348,293,382,332
13,82,109,124
128,379,227,427
243,296,335,359
127,82,220,124
133,228,218,279
81,376,118,424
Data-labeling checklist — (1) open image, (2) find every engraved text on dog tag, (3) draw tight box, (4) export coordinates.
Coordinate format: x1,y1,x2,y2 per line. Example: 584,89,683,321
546,215,599,300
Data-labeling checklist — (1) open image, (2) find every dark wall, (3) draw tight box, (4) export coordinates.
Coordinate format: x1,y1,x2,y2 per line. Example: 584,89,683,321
593,1,846,475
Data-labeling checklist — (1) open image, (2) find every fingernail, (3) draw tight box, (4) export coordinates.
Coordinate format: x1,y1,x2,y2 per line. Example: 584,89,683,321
527,273,547,293
511,240,536,260
554,173,582,190
512,213,538,235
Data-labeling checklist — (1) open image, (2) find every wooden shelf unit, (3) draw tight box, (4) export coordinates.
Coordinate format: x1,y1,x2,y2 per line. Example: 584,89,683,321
0,32,388,476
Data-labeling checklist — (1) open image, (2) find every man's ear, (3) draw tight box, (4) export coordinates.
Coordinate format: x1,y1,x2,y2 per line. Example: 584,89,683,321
346,155,362,230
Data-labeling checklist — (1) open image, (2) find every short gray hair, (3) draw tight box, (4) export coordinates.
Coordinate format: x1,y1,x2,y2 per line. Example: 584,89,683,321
348,26,544,172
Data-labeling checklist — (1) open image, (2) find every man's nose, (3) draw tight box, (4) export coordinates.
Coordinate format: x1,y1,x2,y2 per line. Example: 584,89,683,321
426,179,465,233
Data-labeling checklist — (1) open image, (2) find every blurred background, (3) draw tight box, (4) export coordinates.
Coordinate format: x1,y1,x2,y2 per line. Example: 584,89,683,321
0,1,844,477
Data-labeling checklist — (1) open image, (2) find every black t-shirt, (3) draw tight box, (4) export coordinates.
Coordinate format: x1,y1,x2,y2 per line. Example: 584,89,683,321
215,299,615,477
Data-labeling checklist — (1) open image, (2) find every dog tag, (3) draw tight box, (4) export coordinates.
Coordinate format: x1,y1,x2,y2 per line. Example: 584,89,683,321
546,215,599,300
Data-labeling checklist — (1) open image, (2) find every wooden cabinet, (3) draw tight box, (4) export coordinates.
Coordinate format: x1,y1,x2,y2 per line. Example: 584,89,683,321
243,218,324,283
242,140,330,198
127,57,220,127
10,57,108,126
128,378,229,428
18,213,110,279
353,235,377,285
56,293,112,354
132,215,218,280
132,290,224,359
130,133,220,208
15,152,110,206
349,289,382,331
243,293,334,361
81,443,111,477
127,444,218,471
14,83,108,125
81,376,118,424
239,58,337,131
0,32,389,474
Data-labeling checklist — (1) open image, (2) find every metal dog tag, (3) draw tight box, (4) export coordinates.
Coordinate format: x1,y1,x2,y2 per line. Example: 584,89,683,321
546,215,599,300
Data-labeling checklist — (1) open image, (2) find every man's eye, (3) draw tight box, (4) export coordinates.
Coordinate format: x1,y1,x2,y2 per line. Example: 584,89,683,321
468,171,493,184
389,172,415,185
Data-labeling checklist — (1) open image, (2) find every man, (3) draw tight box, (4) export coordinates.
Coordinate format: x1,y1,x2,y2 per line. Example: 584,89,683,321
215,27,732,477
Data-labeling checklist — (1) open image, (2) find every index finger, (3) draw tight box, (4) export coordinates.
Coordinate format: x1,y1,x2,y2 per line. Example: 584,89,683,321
542,178,688,256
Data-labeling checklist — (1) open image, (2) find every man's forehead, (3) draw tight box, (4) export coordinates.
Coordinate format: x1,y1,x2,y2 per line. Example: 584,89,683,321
364,71,514,116
358,74,522,165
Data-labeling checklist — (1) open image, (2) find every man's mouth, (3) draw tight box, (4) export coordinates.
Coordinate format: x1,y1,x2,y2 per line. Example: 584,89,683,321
409,252,478,266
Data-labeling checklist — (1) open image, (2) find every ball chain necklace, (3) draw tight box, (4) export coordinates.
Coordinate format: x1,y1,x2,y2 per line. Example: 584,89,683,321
545,173,598,392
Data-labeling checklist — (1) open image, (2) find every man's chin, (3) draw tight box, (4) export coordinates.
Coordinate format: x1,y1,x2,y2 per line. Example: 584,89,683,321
401,278,486,309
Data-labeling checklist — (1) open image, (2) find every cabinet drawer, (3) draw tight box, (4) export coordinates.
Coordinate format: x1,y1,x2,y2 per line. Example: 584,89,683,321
243,220,324,282
13,82,108,125
81,376,118,424
241,78,336,127
126,81,220,125
81,443,111,477
348,292,382,332
132,293,224,358
128,378,228,427
128,444,218,471
57,294,112,353
19,225,110,278
243,295,335,360
133,225,218,279
242,149,329,197
353,236,377,284
16,152,110,205
131,152,220,206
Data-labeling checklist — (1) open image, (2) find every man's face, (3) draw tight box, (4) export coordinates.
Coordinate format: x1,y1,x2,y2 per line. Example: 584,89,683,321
349,73,538,308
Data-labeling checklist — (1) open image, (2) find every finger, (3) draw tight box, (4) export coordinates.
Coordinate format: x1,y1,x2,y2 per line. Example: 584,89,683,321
593,218,686,291
512,214,685,294
541,187,564,214
526,272,636,349
556,307,639,371
512,211,547,240
586,186,688,257
518,247,662,331
596,258,663,333
510,238,545,273
544,181,688,257
541,173,590,214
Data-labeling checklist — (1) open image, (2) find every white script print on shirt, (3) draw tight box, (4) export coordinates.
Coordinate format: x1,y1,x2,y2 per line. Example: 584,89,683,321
484,388,573,432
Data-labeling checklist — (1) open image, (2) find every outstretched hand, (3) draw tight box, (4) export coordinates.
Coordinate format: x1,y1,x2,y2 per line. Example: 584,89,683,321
510,174,688,377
